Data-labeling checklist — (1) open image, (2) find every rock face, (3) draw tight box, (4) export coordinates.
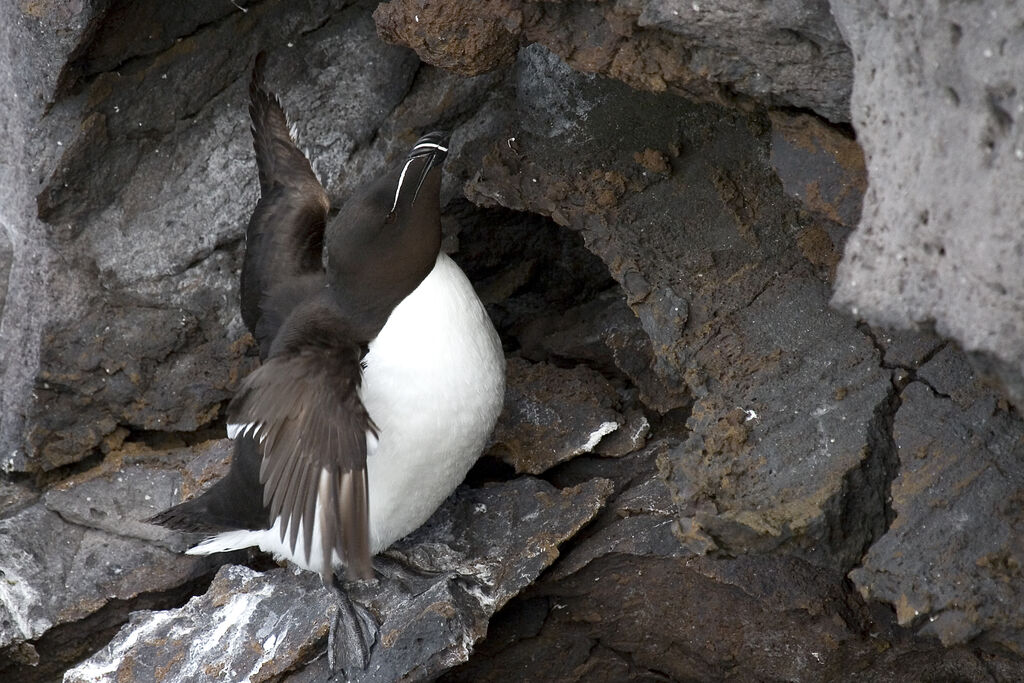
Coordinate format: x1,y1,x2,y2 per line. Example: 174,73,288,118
375,0,854,121
829,1,1024,408
490,358,624,474
851,346,1024,650
64,477,612,683
2,0,1023,681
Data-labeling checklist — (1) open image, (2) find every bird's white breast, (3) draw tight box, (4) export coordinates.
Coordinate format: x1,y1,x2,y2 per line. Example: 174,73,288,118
360,252,505,552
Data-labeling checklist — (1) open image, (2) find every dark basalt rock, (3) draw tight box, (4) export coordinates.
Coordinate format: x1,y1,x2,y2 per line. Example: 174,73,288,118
2,0,418,472
0,440,234,680
668,274,895,573
490,358,624,474
458,43,897,575
3,0,1024,680
64,477,613,682
769,110,866,232
443,442,1024,683
850,346,1024,651
375,0,854,122
444,551,1024,683
518,287,680,410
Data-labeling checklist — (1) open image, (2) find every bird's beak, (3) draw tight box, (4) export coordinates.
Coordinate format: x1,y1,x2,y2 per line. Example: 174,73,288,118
390,132,449,213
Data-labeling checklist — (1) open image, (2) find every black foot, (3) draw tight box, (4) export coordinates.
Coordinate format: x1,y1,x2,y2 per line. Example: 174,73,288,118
326,577,377,678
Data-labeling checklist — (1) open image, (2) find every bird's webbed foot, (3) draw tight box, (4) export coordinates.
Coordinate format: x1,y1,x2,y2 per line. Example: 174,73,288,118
326,575,377,678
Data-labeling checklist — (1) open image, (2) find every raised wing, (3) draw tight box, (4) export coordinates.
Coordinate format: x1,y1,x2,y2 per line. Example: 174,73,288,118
241,52,331,352
228,299,376,581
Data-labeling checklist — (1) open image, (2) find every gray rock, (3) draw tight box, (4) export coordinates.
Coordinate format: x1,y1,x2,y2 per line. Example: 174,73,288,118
489,358,623,474
667,275,895,572
43,440,233,552
0,0,101,473
464,44,810,411
0,478,36,518
0,230,11,323
769,110,866,230
7,0,1024,678
0,1,420,472
0,503,215,652
850,345,1024,650
870,325,946,372
550,442,688,581
64,564,335,683
518,287,684,411
830,0,1024,408
635,0,853,121
377,0,854,121
449,548,1024,682
444,442,1024,683
66,477,613,682
463,45,895,574
0,440,234,659
594,409,650,458
444,553,860,683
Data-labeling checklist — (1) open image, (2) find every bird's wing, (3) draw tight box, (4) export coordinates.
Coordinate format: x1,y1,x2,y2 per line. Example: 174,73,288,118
241,52,331,346
228,327,375,582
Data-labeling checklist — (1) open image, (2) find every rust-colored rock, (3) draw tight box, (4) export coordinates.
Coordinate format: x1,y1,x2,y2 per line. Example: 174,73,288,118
374,0,523,75
769,110,867,229
850,346,1024,651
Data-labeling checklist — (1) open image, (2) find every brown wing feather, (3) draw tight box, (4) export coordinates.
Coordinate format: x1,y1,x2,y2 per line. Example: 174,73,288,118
249,52,328,205
228,302,376,581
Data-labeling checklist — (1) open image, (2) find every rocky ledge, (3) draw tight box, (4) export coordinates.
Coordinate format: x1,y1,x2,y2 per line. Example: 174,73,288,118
1,1,1022,681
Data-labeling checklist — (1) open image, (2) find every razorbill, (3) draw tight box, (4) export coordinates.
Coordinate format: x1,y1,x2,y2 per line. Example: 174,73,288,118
149,52,506,596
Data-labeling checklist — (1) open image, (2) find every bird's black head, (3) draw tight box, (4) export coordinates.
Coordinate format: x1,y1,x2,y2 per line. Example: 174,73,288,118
325,132,449,340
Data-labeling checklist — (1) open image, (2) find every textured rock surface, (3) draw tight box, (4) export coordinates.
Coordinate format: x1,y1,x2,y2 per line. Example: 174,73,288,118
517,287,677,409
524,0,853,121
490,358,623,474
2,0,1023,680
374,0,523,76
668,275,895,572
456,42,896,576
64,564,335,683
1,0,419,472
444,552,1024,683
830,1,1024,407
463,43,807,405
851,346,1024,651
376,0,854,121
65,477,612,682
0,442,229,681
769,110,866,230
445,442,1024,682
0,0,93,473
543,442,690,581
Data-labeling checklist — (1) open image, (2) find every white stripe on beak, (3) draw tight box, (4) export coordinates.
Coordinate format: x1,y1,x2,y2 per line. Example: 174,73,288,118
390,142,449,212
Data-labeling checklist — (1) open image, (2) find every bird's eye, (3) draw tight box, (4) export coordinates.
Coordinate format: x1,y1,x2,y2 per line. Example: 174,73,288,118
384,211,396,225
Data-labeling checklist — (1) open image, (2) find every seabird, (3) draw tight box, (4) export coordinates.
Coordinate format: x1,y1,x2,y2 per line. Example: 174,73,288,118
149,52,505,649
